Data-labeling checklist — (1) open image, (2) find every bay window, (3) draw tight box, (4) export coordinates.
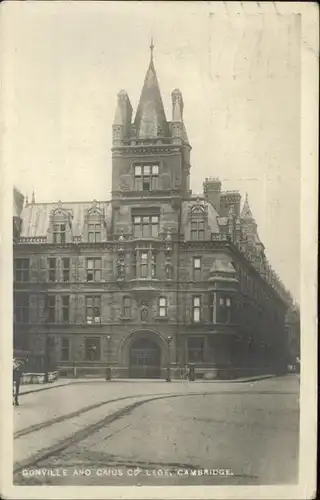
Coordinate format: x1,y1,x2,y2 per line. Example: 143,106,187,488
217,296,232,323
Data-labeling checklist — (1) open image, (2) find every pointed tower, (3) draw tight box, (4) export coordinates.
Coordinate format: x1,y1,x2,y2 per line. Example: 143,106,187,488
111,41,192,208
134,40,169,139
241,193,258,240
241,193,254,220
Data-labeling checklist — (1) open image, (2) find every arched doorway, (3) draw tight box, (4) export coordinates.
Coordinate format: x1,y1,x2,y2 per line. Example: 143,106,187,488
129,338,161,379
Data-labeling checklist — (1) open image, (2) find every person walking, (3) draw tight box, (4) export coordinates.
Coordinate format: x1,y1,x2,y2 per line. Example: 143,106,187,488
13,358,23,406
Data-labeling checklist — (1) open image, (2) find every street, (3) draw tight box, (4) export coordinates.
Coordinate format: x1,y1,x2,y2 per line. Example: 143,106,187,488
14,375,300,486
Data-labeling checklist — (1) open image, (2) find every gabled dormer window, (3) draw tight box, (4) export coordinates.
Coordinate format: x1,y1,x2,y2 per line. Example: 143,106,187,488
53,224,66,244
191,221,204,240
49,202,73,244
88,223,101,243
188,202,207,241
85,201,106,243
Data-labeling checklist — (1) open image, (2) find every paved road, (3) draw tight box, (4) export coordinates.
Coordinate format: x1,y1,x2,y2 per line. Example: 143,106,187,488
14,375,299,486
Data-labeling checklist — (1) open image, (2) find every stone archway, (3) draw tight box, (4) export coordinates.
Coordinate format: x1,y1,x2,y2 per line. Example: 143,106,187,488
118,329,167,379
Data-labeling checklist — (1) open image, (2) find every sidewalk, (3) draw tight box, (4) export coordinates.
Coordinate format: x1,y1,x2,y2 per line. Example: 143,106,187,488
20,379,76,396
19,373,276,396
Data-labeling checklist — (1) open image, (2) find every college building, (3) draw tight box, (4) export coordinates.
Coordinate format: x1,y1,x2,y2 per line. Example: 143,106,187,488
13,46,294,380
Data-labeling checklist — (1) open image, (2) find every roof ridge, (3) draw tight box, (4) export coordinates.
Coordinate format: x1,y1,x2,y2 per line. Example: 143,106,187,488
24,200,111,206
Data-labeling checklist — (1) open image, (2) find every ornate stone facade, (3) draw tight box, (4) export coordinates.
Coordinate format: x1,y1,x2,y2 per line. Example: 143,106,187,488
13,47,293,380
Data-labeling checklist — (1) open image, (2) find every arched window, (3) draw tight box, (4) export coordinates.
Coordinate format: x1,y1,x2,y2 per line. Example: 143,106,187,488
188,201,207,241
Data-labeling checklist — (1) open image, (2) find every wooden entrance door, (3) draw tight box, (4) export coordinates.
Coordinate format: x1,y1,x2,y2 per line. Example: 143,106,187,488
129,338,161,379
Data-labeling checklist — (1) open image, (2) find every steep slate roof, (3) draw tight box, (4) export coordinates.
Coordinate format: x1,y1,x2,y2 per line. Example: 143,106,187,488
19,201,112,238
134,54,169,138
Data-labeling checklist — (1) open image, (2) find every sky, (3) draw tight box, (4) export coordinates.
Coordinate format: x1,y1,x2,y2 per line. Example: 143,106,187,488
2,1,301,302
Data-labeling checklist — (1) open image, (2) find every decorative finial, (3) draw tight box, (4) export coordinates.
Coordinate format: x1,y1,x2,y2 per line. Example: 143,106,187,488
31,190,35,204
150,37,155,60
165,228,172,241
25,195,29,207
245,192,248,202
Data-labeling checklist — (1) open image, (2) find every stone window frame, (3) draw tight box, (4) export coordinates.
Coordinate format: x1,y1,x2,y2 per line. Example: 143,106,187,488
193,256,202,281
192,295,202,323
48,257,57,282
47,295,56,323
61,337,70,361
14,258,30,283
86,257,102,282
158,296,168,317
123,296,132,318
62,258,70,282
133,162,160,191
53,223,66,244
217,295,232,324
61,295,70,323
88,222,102,243
14,292,29,323
85,295,101,325
132,215,160,239
133,247,158,280
84,201,107,243
188,202,208,241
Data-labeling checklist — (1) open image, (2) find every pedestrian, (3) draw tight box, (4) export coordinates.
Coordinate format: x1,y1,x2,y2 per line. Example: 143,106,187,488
13,358,24,406
188,364,196,382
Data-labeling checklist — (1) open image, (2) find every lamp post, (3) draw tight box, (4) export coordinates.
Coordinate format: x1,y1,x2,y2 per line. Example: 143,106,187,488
105,335,112,380
166,336,172,382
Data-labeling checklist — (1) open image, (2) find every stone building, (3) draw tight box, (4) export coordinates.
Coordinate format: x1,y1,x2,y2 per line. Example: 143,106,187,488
13,47,292,379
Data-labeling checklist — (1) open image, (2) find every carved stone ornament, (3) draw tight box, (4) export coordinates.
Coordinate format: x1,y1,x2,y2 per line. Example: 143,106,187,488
165,228,172,241
116,259,125,280
87,200,104,218
118,230,125,254
165,260,173,279
164,228,173,253
50,202,73,221
140,304,148,322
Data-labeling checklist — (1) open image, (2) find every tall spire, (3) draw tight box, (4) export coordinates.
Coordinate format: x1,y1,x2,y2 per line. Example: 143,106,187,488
241,192,254,219
150,37,154,61
134,42,169,139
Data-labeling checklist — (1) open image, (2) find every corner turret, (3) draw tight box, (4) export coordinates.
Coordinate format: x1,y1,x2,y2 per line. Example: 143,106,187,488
203,177,221,213
112,89,133,146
